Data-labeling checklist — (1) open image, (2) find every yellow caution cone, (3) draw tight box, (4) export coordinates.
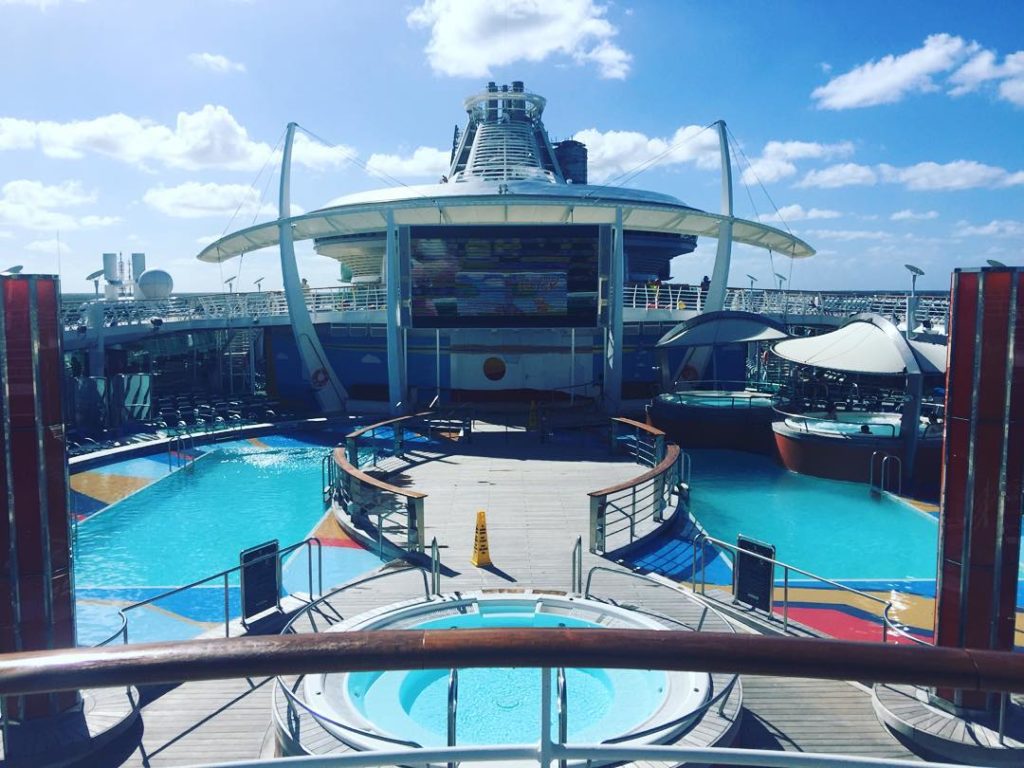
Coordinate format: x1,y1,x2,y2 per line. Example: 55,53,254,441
470,509,492,567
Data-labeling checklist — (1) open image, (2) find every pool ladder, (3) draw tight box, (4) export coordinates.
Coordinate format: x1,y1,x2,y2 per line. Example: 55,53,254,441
445,666,568,768
167,432,196,472
869,451,902,496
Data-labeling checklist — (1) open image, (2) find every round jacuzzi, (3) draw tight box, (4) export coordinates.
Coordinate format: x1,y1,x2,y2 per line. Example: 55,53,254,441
303,592,711,756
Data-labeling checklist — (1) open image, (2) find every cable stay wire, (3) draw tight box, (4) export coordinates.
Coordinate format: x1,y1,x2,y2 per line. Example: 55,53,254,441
220,128,287,239
583,122,717,200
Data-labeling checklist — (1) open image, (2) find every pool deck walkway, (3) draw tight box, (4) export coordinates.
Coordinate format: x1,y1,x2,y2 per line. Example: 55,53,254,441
102,423,922,766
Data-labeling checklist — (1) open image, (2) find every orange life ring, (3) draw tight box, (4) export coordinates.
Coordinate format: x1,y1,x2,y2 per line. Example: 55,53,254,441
311,367,330,389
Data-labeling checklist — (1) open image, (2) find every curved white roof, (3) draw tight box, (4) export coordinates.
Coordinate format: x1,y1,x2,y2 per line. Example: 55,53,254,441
197,179,815,264
772,315,946,376
657,310,789,348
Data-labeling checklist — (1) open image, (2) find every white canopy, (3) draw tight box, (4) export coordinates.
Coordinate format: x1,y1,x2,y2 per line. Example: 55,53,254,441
197,180,815,264
658,310,789,348
772,315,946,376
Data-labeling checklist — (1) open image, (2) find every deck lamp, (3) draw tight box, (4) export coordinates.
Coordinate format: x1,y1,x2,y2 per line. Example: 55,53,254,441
86,269,105,296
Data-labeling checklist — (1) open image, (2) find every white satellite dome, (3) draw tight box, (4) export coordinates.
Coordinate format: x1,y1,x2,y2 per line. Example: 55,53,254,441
136,269,174,300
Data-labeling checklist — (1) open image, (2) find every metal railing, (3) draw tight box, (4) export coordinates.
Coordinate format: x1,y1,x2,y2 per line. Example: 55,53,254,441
690,532,928,645
5,623,1024,768
609,416,665,467
97,537,323,647
61,285,390,332
166,431,196,471
870,452,904,496
589,443,684,554
331,446,427,555
778,409,900,438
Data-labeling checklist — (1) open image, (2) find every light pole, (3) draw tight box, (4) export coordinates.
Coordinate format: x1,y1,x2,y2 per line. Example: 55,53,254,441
904,263,924,338
774,272,786,291
746,273,758,312
253,277,265,292
224,276,236,293
86,269,104,296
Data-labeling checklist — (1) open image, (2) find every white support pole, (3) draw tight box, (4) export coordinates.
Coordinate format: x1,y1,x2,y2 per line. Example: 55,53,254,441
604,210,624,409
385,209,406,413
705,120,733,314
278,122,347,412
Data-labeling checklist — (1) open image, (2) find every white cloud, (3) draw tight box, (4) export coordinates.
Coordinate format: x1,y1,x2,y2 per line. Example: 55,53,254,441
741,140,854,184
891,209,939,221
188,52,246,74
572,125,719,183
0,231,13,239
949,49,1024,104
0,106,355,172
812,34,976,109
0,0,83,7
799,159,1024,190
957,219,1024,237
25,238,72,255
0,180,118,231
366,146,450,179
758,204,841,223
798,163,878,188
142,182,276,219
879,160,1019,190
407,0,632,80
806,228,895,241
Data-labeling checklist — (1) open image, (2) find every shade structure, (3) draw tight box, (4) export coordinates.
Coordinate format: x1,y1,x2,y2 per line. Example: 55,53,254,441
657,310,789,348
771,314,946,376
196,180,815,264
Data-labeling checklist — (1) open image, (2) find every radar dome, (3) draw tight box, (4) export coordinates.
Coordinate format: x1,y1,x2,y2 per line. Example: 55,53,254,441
136,269,174,300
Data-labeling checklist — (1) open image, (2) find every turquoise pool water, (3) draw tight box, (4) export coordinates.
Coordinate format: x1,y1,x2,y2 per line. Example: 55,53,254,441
687,449,940,581
347,611,668,746
76,445,330,587
74,437,383,644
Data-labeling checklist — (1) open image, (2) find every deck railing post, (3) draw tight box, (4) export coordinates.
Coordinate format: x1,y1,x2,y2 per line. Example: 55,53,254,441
223,573,230,638
557,667,568,768
589,496,604,554
539,667,553,768
447,668,458,768
783,568,789,631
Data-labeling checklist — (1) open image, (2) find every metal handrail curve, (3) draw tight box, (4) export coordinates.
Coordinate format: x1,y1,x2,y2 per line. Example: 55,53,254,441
96,537,323,647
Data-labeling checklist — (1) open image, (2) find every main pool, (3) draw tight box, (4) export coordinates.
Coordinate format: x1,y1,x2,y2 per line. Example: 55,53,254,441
73,432,384,644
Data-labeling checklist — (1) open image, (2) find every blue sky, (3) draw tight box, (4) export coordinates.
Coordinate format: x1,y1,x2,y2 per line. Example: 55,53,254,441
1,0,1022,293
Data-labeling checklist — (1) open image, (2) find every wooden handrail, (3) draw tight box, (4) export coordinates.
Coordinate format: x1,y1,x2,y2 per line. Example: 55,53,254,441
589,444,680,498
332,447,426,499
611,416,665,437
346,411,433,441
2,630,1024,697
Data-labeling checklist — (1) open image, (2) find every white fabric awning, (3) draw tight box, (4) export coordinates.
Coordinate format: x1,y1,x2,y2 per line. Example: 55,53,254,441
772,316,946,375
658,311,789,348
197,183,815,264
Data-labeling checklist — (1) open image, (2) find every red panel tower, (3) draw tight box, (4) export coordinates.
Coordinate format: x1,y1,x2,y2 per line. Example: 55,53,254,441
934,266,1024,710
0,275,79,727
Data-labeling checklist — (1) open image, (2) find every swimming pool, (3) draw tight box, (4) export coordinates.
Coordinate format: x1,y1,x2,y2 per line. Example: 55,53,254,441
73,431,384,645
304,594,710,755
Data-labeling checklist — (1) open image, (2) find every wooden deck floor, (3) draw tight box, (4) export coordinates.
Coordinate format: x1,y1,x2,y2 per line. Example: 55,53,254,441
105,426,921,766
